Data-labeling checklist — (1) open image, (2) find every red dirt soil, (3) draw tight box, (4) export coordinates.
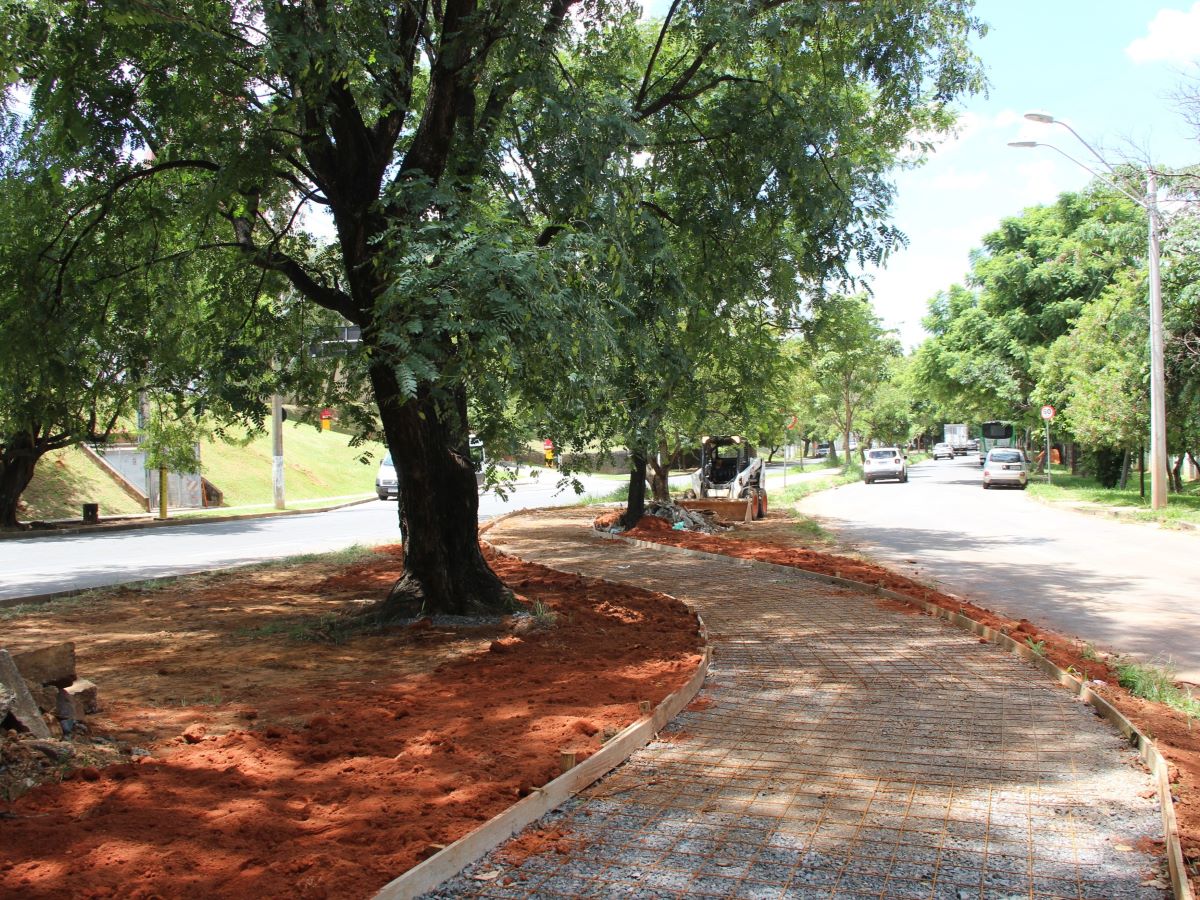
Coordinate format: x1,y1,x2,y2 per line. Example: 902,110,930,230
619,509,1200,892
0,545,702,899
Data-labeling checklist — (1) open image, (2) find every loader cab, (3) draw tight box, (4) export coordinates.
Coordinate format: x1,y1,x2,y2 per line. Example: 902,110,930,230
702,436,749,487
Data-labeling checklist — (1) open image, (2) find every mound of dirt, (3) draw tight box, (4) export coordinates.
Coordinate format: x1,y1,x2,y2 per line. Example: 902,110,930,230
0,545,702,899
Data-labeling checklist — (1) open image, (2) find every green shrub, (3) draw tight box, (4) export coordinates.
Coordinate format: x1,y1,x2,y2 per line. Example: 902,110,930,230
1091,447,1123,489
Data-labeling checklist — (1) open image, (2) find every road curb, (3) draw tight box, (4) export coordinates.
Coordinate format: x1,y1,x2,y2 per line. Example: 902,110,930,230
0,496,378,542
598,529,1194,900
373,595,711,899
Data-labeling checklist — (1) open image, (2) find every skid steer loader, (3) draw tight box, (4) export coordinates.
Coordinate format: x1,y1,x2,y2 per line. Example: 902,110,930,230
681,435,767,519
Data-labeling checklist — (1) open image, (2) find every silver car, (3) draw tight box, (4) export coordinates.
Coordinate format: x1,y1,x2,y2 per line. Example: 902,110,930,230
376,453,399,500
931,442,955,460
982,448,1028,490
863,447,908,484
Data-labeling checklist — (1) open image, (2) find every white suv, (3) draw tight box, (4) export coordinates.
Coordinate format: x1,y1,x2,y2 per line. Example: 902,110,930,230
863,448,907,484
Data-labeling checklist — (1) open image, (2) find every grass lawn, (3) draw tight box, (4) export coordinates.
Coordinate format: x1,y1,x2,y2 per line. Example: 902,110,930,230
200,422,385,507
1026,469,1200,527
20,447,148,521
771,464,861,506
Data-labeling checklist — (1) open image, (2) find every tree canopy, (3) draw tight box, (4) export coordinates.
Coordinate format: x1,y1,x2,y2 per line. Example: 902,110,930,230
2,0,985,611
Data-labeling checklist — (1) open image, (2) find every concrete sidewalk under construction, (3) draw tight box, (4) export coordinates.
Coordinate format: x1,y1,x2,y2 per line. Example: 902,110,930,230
431,508,1166,900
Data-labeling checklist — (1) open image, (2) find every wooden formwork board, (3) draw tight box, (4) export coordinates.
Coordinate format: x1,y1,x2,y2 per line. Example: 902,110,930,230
373,613,711,900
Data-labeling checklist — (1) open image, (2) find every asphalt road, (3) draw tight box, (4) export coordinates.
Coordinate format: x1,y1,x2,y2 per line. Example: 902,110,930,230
800,454,1200,684
0,473,615,603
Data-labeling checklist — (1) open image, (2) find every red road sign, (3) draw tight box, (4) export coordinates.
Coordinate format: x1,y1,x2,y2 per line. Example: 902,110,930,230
1040,405,1055,421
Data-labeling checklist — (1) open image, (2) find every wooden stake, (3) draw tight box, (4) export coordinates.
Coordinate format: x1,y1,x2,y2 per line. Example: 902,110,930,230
558,749,576,773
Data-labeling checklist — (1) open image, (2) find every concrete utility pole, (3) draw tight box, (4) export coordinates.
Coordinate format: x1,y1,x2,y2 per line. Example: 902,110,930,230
272,394,285,510
1146,170,1169,509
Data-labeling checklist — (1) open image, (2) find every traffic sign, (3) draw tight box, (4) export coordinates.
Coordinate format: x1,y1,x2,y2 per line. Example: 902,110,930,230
1040,405,1055,421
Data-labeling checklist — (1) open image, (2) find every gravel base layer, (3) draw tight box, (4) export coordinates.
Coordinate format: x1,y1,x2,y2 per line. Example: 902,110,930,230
430,509,1168,899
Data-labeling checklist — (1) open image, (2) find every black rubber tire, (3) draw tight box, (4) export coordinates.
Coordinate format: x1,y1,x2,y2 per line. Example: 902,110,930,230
983,482,990,490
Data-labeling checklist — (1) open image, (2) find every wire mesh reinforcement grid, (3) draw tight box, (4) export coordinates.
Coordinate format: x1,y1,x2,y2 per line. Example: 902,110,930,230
427,510,1165,899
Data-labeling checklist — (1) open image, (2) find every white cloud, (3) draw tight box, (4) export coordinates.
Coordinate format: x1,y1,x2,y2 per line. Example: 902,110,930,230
1012,158,1066,207
1127,3,1200,66
929,168,990,192
908,108,1026,160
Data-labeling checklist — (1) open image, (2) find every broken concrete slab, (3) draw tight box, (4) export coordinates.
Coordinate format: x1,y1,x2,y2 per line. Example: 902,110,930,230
12,642,76,688
23,679,60,714
61,679,99,717
0,649,51,738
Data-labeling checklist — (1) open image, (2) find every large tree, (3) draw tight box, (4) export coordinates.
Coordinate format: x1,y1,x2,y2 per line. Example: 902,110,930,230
807,294,901,460
913,184,1145,430
4,0,983,613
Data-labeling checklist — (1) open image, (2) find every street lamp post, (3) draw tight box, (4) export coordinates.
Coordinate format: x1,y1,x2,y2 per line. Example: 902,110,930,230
1009,113,1169,509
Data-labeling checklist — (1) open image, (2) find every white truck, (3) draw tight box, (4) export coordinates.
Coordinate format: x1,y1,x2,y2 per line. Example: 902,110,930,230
944,424,970,455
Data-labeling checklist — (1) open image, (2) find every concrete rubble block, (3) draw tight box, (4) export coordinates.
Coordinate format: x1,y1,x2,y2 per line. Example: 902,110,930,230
12,642,77,688
0,649,52,738
62,679,100,717
23,678,60,714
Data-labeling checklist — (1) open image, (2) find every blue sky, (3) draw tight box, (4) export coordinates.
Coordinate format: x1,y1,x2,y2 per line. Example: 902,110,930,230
640,1,1200,347
872,1,1200,347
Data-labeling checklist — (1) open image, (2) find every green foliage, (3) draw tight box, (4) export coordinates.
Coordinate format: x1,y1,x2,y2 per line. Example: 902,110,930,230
1090,447,1124,489
0,116,339,524
772,465,862,506
1,0,985,603
1116,660,1200,719
1026,471,1200,526
912,183,1146,431
530,599,558,628
802,295,902,455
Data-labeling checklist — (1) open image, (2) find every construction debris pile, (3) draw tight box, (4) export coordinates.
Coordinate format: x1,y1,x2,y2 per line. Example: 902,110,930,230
1,642,121,798
642,501,730,534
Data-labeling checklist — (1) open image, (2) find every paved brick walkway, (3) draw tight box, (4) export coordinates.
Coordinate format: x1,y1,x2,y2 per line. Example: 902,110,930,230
431,509,1165,899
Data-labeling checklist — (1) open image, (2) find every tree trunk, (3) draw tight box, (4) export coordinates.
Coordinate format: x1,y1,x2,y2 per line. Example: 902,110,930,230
0,432,41,529
1118,448,1131,490
644,437,671,502
367,366,508,619
1139,445,1145,498
1171,452,1184,493
622,450,648,529
652,460,672,504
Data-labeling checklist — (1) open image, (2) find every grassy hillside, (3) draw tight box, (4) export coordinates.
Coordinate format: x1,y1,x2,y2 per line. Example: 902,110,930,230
19,423,385,521
20,447,148,521
200,422,385,507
